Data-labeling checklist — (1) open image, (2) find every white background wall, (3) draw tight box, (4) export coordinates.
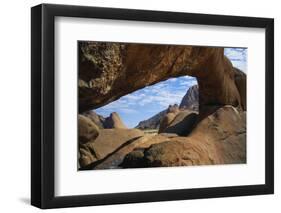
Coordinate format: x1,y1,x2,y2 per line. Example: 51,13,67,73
0,0,279,212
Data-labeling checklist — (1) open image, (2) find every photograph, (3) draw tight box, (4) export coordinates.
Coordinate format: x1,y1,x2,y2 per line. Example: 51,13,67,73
78,41,247,170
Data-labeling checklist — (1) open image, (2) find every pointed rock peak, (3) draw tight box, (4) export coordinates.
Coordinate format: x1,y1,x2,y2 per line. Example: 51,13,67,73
167,104,179,114
104,112,127,129
110,112,118,117
179,84,199,111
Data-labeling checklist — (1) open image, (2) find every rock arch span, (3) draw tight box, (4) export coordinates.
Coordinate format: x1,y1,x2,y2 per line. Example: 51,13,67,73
79,42,246,114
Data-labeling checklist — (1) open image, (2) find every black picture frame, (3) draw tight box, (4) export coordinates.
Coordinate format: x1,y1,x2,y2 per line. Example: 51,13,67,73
31,3,274,209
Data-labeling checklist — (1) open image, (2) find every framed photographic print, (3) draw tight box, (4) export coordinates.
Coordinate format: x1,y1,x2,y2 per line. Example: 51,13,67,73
31,3,274,209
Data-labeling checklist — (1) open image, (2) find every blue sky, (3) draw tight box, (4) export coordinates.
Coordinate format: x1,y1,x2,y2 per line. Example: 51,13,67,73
224,47,247,72
95,47,247,128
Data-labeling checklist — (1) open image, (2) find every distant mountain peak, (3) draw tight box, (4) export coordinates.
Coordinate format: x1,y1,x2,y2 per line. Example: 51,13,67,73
104,112,127,129
179,85,199,110
83,111,127,129
135,85,199,129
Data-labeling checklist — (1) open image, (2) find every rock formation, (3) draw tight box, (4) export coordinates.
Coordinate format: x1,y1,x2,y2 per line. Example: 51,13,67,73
79,43,245,114
180,85,199,110
78,115,99,144
81,134,170,170
160,111,198,136
135,109,166,130
167,104,180,114
103,112,127,129
82,111,127,129
136,84,199,130
78,42,247,170
158,102,198,135
82,111,105,129
121,106,246,168
234,68,247,110
79,128,144,167
79,111,130,167
158,111,178,133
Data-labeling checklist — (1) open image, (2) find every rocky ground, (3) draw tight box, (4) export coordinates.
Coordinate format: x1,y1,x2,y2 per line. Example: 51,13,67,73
78,87,246,170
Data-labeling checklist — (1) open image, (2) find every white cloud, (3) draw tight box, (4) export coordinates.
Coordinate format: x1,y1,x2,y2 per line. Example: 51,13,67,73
224,48,247,72
136,87,186,108
125,94,142,101
96,76,198,126
119,108,138,114
181,76,196,81
168,78,178,82
179,80,197,87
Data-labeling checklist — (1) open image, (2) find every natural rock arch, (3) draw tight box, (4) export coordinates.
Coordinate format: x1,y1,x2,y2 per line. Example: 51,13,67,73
79,42,246,114
78,42,247,169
